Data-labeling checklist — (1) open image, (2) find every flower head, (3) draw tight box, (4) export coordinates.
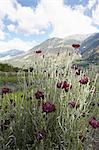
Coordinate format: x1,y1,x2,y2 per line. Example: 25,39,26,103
62,81,72,92
35,90,44,100
1,87,12,94
89,117,99,129
36,130,46,141
79,76,89,84
35,50,42,54
42,102,56,113
72,44,80,49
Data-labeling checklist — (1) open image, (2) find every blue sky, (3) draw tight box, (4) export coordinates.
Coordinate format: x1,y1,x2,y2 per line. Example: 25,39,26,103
0,0,99,52
17,0,40,7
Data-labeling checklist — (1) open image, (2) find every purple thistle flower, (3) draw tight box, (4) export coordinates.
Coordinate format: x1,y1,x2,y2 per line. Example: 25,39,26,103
89,117,99,129
42,102,56,113
35,90,44,100
62,81,72,92
79,76,89,84
36,131,46,141
1,87,12,94
35,50,42,54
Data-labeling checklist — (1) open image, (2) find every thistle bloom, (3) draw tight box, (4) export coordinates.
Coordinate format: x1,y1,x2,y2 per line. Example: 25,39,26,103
1,87,12,94
62,81,72,92
35,90,44,100
35,50,42,54
72,44,80,49
36,131,46,141
57,81,72,92
42,102,56,113
89,117,99,129
79,76,89,84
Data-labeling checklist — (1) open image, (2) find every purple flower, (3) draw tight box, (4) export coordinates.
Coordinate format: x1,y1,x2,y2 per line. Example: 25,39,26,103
1,87,12,94
79,76,89,84
35,90,44,100
42,102,56,113
97,122,99,127
36,131,46,141
89,117,99,129
62,81,72,92
57,81,72,92
72,44,80,49
35,50,42,54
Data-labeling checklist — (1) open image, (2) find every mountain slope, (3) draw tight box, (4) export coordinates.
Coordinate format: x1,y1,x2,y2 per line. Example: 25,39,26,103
80,33,99,53
5,35,83,67
29,34,88,53
80,33,99,64
0,49,25,60
1,33,99,68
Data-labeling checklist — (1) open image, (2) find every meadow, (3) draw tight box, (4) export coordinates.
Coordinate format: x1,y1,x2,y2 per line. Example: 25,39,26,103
0,52,99,150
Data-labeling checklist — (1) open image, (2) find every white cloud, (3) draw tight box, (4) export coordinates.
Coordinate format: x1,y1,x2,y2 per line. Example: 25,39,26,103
87,0,97,9
92,4,99,26
7,24,16,32
0,0,49,35
17,0,99,37
1,0,98,37
0,38,37,52
0,12,5,40
41,0,98,37
0,0,99,40
0,20,5,40
16,3,50,35
0,0,17,22
0,30,5,40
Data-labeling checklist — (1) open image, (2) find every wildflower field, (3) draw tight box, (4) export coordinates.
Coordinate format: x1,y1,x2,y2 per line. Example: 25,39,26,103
0,51,99,150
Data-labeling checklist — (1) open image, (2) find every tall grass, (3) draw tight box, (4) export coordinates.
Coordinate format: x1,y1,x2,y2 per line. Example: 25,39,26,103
0,52,99,150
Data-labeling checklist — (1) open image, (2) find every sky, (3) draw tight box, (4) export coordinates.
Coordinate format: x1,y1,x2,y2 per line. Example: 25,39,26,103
0,0,99,52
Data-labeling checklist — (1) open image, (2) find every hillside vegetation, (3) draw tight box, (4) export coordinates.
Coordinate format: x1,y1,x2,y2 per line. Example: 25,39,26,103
0,63,19,72
0,51,99,150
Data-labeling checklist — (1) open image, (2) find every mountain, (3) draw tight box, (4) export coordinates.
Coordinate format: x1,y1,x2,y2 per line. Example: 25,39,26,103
6,35,83,67
0,49,25,60
80,33,99,53
29,34,89,53
79,33,99,65
1,33,99,68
